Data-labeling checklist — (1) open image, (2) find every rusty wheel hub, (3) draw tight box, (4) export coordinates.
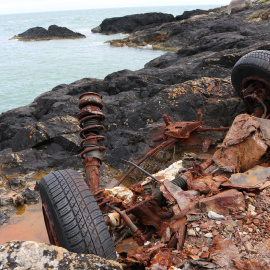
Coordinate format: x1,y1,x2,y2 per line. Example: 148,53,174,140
42,203,60,246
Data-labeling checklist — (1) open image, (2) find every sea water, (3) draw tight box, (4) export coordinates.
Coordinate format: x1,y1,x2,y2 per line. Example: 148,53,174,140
0,5,219,114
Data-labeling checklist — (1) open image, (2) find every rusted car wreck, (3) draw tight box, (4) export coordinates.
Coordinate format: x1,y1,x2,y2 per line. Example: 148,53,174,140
39,50,270,269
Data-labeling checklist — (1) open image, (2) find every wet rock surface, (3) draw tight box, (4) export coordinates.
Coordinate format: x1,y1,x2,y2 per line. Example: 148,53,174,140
10,25,86,41
0,174,41,224
0,241,122,270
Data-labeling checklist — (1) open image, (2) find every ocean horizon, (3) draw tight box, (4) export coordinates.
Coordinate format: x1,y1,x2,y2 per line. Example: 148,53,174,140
0,4,222,114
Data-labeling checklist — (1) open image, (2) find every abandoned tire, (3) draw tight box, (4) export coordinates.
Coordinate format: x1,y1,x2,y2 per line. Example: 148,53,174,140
231,50,270,96
39,169,117,260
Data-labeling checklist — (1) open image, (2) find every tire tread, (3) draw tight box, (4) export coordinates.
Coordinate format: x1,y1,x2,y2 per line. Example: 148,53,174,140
40,169,117,260
231,50,270,96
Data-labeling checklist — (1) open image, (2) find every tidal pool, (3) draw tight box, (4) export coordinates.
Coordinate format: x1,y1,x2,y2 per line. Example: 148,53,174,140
0,203,48,244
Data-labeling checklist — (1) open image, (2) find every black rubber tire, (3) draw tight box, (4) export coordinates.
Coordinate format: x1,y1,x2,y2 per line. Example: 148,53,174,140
39,169,117,260
231,50,270,97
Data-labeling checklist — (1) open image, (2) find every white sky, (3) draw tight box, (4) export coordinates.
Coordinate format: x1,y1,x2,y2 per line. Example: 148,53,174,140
1,0,231,15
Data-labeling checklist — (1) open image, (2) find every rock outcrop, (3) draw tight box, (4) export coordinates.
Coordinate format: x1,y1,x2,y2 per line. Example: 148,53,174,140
228,0,252,15
175,8,213,20
105,3,270,51
0,241,122,270
0,74,246,177
11,25,86,41
91,12,175,34
245,6,270,21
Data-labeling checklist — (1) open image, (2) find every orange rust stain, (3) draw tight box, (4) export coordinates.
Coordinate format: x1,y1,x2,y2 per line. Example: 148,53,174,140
5,175,22,180
31,171,48,180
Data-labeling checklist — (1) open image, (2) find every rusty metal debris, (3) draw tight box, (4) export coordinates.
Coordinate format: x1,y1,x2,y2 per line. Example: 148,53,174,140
77,92,106,196
97,112,270,268
75,78,270,269
116,112,229,186
241,77,270,118
121,159,161,184
213,114,270,173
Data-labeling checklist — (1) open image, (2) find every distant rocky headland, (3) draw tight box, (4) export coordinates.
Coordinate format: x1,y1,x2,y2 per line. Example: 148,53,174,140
10,25,86,41
91,12,175,34
93,1,270,51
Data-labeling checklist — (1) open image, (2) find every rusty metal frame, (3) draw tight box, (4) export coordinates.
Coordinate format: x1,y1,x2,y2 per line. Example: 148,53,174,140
42,203,61,246
241,76,270,118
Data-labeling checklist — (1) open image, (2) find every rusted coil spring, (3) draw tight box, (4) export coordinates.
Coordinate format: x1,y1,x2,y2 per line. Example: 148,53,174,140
77,92,106,195
78,93,106,162
79,117,106,160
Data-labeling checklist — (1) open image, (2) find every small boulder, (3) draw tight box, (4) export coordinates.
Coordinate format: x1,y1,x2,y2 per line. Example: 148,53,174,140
199,189,245,215
22,188,39,203
0,212,9,226
8,177,22,189
228,0,252,15
12,194,24,207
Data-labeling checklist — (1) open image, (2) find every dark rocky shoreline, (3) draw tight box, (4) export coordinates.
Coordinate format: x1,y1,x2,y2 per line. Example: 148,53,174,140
2,2,270,178
105,3,270,51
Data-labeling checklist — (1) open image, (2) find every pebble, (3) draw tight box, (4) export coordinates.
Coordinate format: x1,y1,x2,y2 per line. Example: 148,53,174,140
226,225,234,232
188,229,196,236
216,221,221,225
235,215,245,220
253,219,260,225
248,204,257,216
204,233,213,238
208,211,225,220
202,247,209,252
201,252,209,259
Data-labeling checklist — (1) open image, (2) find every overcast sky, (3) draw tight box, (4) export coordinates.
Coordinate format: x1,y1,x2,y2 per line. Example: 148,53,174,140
1,0,231,15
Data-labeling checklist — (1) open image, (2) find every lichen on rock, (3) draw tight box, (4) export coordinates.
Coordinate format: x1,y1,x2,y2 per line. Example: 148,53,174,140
0,241,122,270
